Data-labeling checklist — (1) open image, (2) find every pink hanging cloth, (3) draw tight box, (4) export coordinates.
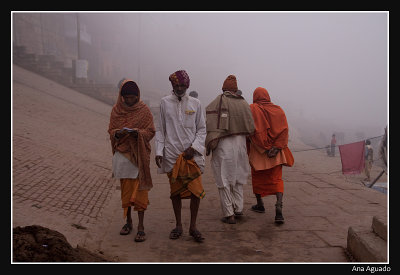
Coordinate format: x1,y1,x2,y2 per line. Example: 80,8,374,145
338,140,365,175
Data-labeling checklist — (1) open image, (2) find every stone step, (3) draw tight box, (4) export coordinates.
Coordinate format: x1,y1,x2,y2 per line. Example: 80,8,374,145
347,226,387,262
372,215,387,241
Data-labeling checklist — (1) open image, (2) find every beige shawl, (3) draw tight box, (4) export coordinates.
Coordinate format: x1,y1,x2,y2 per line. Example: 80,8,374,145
205,91,255,155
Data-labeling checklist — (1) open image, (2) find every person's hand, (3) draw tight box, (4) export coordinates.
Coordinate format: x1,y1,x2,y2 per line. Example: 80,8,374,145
115,129,129,139
130,129,138,139
266,147,279,158
183,147,195,160
155,156,163,168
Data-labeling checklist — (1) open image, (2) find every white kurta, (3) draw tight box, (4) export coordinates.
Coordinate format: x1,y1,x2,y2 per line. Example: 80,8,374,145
211,135,249,188
155,94,206,173
211,135,249,217
112,151,139,179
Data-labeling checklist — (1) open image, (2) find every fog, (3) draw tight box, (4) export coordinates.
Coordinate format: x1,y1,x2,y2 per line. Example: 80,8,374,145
15,12,389,147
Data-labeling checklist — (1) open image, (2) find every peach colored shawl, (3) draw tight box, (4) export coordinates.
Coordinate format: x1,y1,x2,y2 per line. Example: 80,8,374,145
108,80,155,190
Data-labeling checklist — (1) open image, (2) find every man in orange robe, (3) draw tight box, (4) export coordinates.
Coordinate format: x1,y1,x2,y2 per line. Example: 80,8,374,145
247,87,294,224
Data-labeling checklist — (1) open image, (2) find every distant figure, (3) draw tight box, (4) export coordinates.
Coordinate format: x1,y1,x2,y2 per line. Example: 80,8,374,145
331,134,336,157
364,139,374,182
247,87,294,224
189,91,198,98
205,75,255,224
117,77,127,90
326,145,331,156
108,79,155,242
379,126,387,170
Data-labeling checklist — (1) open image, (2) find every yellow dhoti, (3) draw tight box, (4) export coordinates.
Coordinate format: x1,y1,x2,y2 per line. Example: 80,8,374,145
167,154,205,199
120,178,149,218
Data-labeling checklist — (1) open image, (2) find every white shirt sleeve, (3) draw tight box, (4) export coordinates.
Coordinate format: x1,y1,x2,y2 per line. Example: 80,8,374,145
191,104,206,156
155,99,166,157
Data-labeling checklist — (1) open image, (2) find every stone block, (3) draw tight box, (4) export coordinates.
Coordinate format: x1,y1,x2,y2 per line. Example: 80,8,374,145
372,215,387,241
347,226,387,262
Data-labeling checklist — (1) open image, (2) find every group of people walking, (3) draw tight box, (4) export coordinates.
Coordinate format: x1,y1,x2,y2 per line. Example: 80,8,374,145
108,70,294,243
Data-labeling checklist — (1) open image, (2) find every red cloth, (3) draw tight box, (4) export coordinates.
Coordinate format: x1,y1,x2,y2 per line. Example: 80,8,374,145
339,141,365,174
251,165,283,196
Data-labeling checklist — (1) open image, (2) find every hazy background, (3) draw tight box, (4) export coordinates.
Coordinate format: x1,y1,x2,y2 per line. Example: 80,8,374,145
115,12,387,146
14,11,389,147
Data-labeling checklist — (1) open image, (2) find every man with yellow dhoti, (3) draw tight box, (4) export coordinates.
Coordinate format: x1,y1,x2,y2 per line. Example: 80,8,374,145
155,70,206,242
108,79,155,242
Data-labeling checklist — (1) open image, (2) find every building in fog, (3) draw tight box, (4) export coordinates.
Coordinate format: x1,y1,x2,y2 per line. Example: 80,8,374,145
12,12,139,85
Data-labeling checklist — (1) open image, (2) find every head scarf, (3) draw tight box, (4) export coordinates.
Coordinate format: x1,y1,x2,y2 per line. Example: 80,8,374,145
169,70,190,88
250,87,289,150
222,75,238,92
108,79,155,190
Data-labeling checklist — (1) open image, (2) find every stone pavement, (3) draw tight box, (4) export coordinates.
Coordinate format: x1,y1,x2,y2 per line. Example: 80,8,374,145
12,65,388,263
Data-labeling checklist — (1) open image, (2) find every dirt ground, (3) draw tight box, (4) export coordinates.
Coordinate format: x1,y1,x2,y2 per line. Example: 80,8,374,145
13,225,111,262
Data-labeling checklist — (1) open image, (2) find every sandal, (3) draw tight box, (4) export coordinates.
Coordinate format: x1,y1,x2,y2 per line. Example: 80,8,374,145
189,229,204,243
250,204,265,213
169,228,183,239
221,216,236,224
134,231,146,242
120,223,133,235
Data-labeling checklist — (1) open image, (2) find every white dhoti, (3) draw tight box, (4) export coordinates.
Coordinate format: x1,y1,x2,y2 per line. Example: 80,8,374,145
211,135,249,217
217,183,244,217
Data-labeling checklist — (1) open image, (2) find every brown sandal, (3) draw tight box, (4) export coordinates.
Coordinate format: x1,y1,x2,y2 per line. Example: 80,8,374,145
250,204,265,213
134,231,146,242
120,223,132,235
221,216,236,224
169,228,183,239
189,229,204,242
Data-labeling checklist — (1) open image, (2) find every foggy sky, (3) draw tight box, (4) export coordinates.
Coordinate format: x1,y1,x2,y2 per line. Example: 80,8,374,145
46,12,386,143
108,12,387,135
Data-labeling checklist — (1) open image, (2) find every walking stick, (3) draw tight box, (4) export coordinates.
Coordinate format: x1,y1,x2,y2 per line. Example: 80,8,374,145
368,170,386,188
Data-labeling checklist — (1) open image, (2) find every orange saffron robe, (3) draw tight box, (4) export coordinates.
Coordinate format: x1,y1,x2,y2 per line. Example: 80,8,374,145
120,178,149,218
248,87,294,197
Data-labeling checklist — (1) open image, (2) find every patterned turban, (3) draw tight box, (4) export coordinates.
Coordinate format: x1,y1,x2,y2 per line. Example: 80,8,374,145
222,75,238,92
169,70,190,89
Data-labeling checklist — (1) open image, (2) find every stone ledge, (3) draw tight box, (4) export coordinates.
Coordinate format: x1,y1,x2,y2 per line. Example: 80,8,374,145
347,226,387,262
372,215,387,241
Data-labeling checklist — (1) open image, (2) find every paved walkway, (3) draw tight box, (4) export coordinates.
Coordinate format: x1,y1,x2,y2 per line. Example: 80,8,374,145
12,65,388,263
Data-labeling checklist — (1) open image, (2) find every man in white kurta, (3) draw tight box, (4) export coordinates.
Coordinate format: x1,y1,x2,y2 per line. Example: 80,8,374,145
155,93,206,173
155,69,206,242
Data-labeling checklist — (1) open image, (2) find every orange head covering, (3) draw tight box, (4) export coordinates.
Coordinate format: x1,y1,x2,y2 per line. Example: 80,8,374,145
250,87,289,150
222,75,238,92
